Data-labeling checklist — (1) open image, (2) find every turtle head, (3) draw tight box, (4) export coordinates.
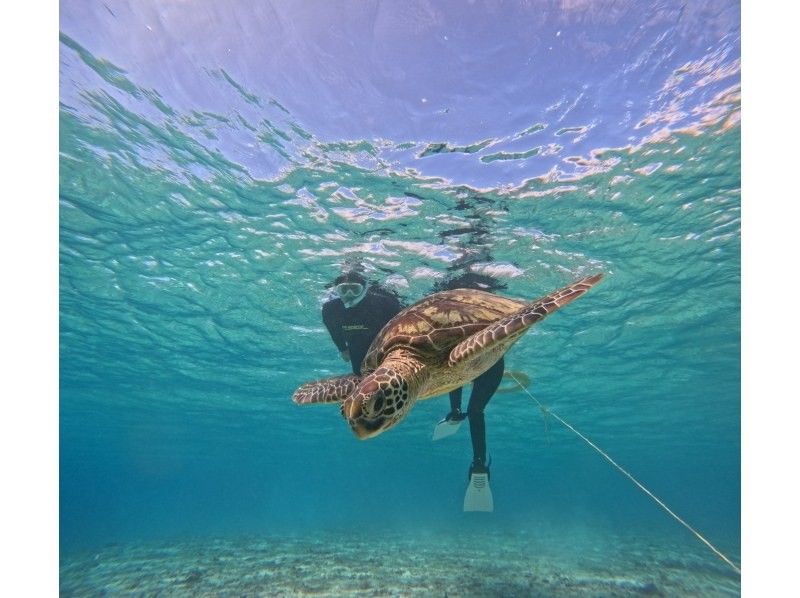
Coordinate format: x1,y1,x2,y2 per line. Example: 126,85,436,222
340,367,413,439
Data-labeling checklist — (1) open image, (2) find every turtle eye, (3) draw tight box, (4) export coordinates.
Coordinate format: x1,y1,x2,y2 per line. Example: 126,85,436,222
372,391,385,413
363,390,385,417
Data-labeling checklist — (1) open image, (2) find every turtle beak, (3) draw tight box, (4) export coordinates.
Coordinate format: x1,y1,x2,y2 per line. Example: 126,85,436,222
350,416,386,440
341,397,386,439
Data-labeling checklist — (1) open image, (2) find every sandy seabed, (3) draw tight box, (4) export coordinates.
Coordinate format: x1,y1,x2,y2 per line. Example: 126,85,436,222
60,527,740,597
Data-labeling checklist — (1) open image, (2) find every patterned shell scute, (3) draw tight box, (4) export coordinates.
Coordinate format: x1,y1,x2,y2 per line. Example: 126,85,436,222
361,289,526,371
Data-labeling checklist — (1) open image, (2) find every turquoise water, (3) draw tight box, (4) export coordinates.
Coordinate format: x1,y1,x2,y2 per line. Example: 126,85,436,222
60,2,740,595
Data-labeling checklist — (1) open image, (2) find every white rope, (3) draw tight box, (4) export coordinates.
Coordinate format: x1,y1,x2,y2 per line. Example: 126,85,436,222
507,372,741,576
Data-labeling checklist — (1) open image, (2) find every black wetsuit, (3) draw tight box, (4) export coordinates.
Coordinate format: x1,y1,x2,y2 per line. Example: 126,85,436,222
449,358,505,468
322,287,404,375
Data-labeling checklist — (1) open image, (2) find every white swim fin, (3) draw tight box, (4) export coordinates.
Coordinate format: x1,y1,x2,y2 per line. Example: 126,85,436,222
463,471,493,512
431,417,464,441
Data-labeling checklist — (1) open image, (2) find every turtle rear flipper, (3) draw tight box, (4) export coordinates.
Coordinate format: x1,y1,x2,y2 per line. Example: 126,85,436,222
292,374,362,405
448,273,603,366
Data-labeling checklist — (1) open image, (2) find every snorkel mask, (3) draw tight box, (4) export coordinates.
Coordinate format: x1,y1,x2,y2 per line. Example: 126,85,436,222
335,279,367,308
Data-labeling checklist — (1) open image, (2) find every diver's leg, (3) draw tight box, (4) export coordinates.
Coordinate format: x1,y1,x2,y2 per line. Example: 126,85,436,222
467,357,505,470
433,388,466,441
448,387,464,420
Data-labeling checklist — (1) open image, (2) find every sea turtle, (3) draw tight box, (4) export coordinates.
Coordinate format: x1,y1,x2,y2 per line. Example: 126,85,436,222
293,273,603,439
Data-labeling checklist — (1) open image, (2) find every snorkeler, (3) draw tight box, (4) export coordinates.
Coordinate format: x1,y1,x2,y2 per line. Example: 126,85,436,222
322,270,404,376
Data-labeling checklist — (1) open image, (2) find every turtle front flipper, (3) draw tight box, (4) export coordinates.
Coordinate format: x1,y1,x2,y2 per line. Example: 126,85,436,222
448,273,604,366
292,374,362,405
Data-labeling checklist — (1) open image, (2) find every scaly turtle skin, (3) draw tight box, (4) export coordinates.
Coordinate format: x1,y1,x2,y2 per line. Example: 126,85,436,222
293,273,603,439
